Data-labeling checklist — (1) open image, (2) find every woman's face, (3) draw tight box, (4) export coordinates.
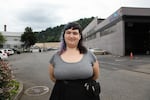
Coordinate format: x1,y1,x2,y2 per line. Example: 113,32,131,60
64,28,81,48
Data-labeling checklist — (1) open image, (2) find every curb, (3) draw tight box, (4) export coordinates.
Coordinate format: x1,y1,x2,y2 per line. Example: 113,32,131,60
13,81,24,100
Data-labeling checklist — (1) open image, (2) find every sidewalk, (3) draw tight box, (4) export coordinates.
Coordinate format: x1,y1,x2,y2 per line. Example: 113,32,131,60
135,64,150,74
97,54,150,74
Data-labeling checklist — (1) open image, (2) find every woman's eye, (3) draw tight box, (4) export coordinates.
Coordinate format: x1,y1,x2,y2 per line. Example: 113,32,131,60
73,32,78,35
66,31,71,34
65,31,79,35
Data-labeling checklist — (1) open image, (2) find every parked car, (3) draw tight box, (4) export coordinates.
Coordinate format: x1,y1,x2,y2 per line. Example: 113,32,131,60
0,50,8,60
5,49,14,55
89,48,108,55
47,47,58,51
12,48,22,54
0,48,14,56
30,47,41,53
0,49,8,56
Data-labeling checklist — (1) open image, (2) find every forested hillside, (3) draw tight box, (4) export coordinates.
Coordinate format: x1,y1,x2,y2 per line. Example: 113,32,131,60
36,17,94,42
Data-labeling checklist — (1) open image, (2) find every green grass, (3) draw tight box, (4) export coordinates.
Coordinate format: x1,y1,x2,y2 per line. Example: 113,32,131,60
9,80,20,100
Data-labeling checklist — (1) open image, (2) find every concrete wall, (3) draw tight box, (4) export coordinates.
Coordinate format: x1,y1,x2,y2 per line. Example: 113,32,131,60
84,20,125,56
122,7,150,16
82,17,98,38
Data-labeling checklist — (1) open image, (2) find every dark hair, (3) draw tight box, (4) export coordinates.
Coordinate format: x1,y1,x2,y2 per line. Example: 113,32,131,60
59,22,87,55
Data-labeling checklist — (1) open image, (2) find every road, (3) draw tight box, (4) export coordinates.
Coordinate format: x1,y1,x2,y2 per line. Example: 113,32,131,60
8,51,150,100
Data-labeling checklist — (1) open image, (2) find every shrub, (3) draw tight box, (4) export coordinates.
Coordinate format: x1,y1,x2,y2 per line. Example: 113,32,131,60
0,61,19,100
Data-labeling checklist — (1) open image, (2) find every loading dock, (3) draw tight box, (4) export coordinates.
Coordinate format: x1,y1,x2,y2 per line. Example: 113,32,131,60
125,16,150,55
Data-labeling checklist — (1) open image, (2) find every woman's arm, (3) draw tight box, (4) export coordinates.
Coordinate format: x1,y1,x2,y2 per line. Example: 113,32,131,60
49,64,56,83
92,60,100,80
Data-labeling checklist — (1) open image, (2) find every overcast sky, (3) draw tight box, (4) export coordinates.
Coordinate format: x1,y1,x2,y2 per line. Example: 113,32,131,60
0,0,150,32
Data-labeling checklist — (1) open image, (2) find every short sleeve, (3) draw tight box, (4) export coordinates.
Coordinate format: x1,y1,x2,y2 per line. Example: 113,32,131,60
88,50,97,66
49,54,56,65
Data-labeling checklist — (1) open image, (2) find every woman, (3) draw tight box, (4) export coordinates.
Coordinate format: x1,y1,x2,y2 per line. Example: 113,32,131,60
49,22,100,100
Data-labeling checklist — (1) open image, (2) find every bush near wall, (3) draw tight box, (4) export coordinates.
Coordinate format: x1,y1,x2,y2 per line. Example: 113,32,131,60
0,61,19,100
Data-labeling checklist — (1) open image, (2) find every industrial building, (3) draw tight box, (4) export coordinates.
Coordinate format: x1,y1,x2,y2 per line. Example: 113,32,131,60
83,7,150,56
0,25,23,48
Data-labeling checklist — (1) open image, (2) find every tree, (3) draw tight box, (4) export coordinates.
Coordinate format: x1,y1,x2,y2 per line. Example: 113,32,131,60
21,27,37,48
0,32,6,45
0,32,6,48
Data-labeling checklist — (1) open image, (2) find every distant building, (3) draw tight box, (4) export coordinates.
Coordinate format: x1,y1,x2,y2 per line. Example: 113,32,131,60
33,42,60,49
83,7,150,56
0,25,23,48
0,31,23,48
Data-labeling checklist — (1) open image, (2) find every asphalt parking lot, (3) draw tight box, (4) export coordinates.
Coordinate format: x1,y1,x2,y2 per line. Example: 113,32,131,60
8,52,150,100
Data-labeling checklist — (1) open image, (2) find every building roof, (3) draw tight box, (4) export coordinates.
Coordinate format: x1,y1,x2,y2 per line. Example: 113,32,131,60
95,7,150,32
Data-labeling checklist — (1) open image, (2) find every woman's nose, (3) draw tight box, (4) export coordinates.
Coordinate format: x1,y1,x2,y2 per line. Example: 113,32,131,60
69,33,74,37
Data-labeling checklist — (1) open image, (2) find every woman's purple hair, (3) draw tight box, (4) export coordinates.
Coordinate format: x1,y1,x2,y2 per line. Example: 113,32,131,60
58,22,87,55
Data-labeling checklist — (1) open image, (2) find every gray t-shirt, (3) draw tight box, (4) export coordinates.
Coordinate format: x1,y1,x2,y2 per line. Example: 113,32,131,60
49,51,97,80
